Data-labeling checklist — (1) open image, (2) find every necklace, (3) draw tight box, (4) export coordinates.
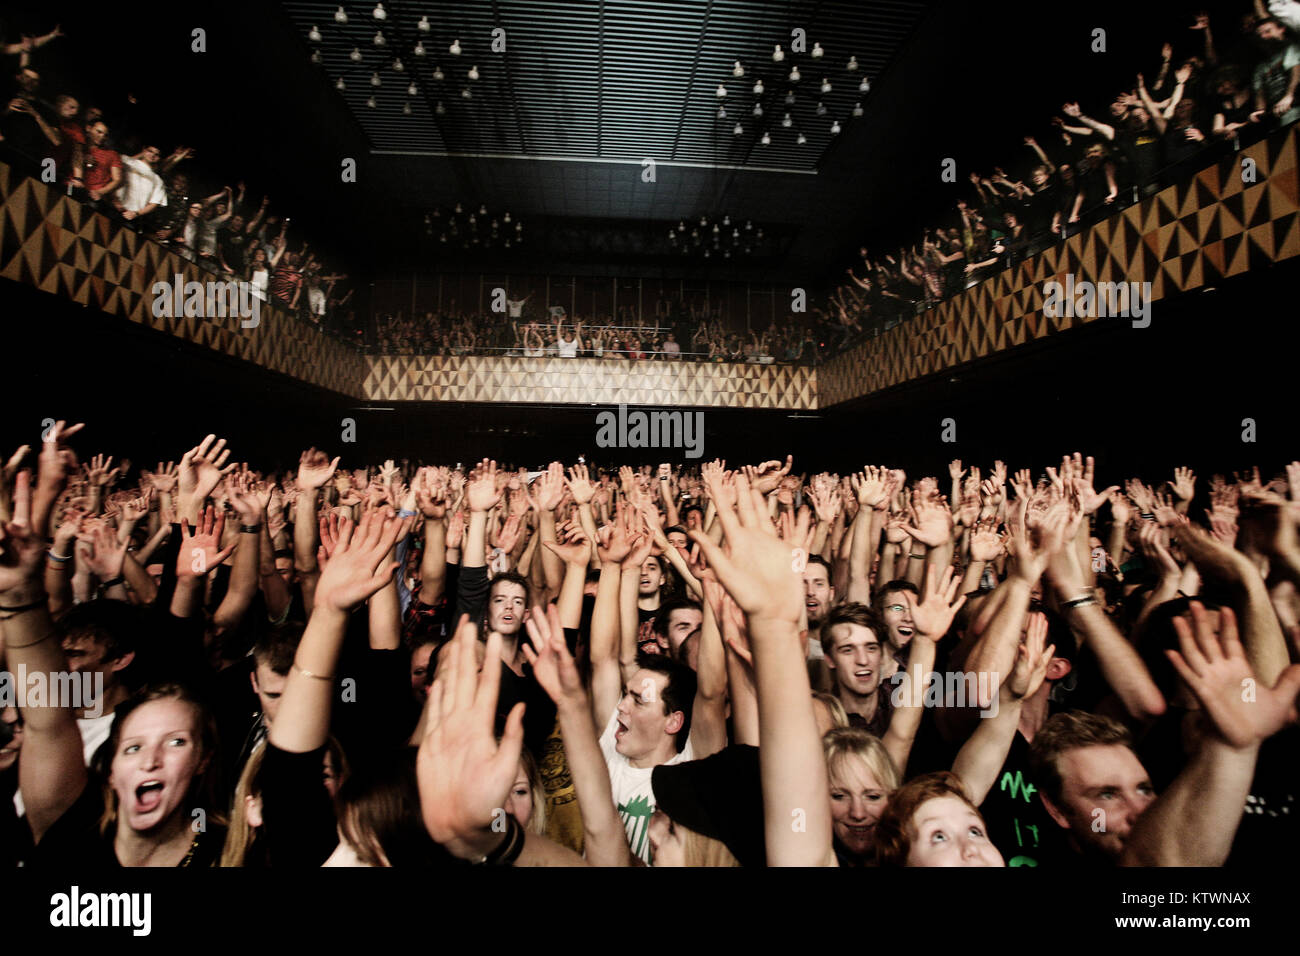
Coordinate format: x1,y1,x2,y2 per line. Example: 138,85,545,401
178,831,201,867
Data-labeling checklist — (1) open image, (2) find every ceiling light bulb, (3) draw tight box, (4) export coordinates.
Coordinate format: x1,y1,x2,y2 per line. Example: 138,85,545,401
733,122,743,135
366,95,376,107
752,103,762,116
336,77,346,90
371,72,381,86
700,216,707,226
402,102,411,114
309,25,322,42
717,106,726,119
704,249,710,258
781,112,792,127
830,120,841,134
310,50,322,64
408,81,418,95
797,132,807,144
745,220,752,230
723,215,730,225
756,228,763,238
852,102,863,117
440,234,447,242
454,203,462,213
678,221,685,232
433,66,445,80
480,205,487,215
373,3,387,21
760,131,771,145
335,6,348,24
515,222,522,231
789,66,800,82
393,57,404,71
461,88,471,98
713,224,720,233
732,228,739,237
816,101,826,115
350,47,363,61
812,42,824,58
373,30,385,45
847,55,859,71
820,78,831,93
716,83,727,98
449,39,461,55
753,79,764,94
733,61,744,77
785,91,795,105
859,77,870,93
468,65,479,80
414,41,425,56
435,101,445,114
772,45,784,62
418,16,430,32
669,230,676,240
504,212,511,222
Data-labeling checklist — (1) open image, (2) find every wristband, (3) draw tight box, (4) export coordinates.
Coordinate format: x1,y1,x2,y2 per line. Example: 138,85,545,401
1061,595,1098,611
292,662,334,682
47,550,72,563
239,524,263,534
473,813,526,866
909,551,926,559
273,547,293,558
99,576,126,590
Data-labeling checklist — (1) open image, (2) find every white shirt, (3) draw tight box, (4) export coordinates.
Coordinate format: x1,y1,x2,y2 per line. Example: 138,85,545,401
507,298,525,318
119,156,167,214
557,337,578,358
598,709,693,864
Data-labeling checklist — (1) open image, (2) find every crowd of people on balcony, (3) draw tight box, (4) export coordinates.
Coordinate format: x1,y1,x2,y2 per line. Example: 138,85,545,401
819,4,1300,351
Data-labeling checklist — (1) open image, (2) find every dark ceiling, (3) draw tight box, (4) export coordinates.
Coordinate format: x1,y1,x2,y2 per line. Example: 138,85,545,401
11,0,1209,285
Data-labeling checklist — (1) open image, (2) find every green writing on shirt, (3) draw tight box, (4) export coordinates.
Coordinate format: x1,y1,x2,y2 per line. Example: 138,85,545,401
1000,770,1037,802
620,794,654,861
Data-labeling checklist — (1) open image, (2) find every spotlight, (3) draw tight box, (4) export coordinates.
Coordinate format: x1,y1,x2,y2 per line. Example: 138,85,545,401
433,66,445,80
753,79,764,95
796,132,807,144
402,102,411,114
414,41,425,56
366,95,376,107
816,101,826,115
418,16,430,32
830,120,841,134
335,6,348,24
373,30,385,45
468,65,479,80
820,78,831,93
847,55,858,71
781,112,792,127
435,101,445,114
371,72,381,86
812,42,824,58
733,122,743,135
336,77,346,90
308,25,322,42
716,105,726,119
393,57,404,71
408,81,418,95
716,83,727,98
752,103,762,116
789,66,800,82
310,50,322,64
760,131,770,145
461,87,471,98
859,77,870,93
350,47,363,62
852,102,863,117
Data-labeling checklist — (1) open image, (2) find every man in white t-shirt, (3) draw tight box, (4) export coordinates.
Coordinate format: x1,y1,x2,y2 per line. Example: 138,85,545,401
594,654,697,863
115,145,168,224
506,292,531,319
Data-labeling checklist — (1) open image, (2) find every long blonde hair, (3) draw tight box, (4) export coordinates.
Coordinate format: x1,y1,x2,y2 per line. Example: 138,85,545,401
220,742,268,867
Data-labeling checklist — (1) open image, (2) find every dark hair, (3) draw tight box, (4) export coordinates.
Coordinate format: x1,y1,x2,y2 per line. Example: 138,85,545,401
1027,710,1133,806
804,554,832,580
488,570,530,602
335,748,444,866
820,602,884,657
252,624,303,676
652,597,702,644
873,580,918,615
634,652,696,752
56,599,139,665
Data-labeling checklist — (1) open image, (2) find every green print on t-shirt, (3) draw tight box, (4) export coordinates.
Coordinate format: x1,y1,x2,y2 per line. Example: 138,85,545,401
620,794,654,860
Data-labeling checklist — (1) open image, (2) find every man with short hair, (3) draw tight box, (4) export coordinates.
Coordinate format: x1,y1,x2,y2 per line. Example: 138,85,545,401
55,601,137,763
76,119,121,207
1253,17,1300,126
802,554,835,661
651,596,703,664
114,145,167,227
596,652,697,863
820,602,892,737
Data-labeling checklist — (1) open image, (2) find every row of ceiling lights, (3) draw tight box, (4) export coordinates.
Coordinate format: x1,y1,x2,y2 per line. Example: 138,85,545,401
715,43,871,141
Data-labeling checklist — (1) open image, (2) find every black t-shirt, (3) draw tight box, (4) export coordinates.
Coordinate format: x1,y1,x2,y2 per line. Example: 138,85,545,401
27,781,225,868
978,729,1070,867
1225,727,1300,868
1115,127,1162,188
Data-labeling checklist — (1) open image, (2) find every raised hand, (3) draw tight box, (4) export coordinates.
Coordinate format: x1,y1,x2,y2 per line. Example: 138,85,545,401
0,472,45,597
948,459,965,481
852,465,889,509
903,489,953,548
968,517,1005,562
905,566,967,640
180,435,237,502
1006,611,1054,701
84,453,120,488
688,473,807,625
746,455,794,494
36,421,83,487
1009,468,1033,501
1008,496,1071,584
296,447,340,491
564,462,596,506
1167,603,1300,750
522,604,586,707
225,472,265,524
77,521,127,581
1108,490,1134,526
416,616,525,858
1171,467,1197,502
312,510,408,612
494,513,523,554
176,505,237,579
466,459,504,513
544,519,592,566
